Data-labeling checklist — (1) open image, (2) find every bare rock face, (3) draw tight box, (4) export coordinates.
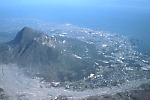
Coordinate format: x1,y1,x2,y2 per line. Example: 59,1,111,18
0,27,97,82
0,88,9,100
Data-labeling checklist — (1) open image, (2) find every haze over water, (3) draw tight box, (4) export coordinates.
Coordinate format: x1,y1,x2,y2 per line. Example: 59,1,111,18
0,0,150,53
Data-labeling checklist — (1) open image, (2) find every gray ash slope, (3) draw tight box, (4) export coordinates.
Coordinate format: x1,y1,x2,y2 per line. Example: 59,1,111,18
0,27,98,82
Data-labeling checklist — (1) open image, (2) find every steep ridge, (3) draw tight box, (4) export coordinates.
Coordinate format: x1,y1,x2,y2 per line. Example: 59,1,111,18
0,27,97,82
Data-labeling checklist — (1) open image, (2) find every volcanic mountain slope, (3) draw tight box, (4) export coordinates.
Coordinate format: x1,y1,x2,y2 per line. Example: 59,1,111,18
0,27,98,82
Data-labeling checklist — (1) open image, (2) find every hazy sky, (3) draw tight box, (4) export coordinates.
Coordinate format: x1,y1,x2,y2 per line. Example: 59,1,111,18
0,0,150,9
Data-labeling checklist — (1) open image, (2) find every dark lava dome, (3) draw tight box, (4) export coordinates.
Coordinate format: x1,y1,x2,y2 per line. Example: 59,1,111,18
0,27,98,82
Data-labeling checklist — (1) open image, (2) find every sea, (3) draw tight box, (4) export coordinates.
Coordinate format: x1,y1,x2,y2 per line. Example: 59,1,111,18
0,1,150,53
